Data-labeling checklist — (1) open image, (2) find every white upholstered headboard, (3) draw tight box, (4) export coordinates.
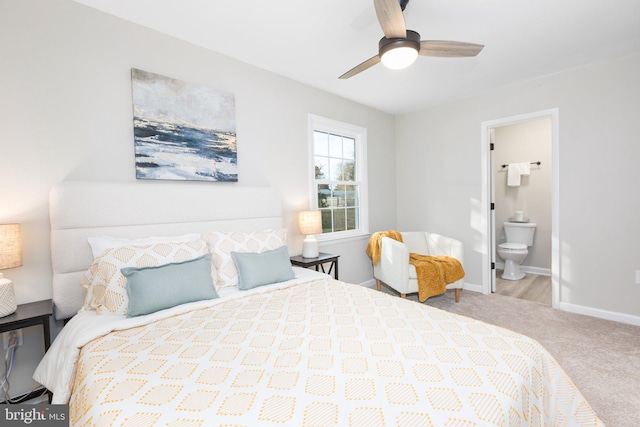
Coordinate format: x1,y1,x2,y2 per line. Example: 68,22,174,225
49,181,283,320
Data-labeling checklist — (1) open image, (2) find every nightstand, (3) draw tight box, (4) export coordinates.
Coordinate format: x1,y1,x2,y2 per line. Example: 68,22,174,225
290,252,340,280
0,299,52,403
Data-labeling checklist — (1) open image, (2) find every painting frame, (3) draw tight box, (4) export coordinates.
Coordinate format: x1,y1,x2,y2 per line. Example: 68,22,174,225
131,68,238,182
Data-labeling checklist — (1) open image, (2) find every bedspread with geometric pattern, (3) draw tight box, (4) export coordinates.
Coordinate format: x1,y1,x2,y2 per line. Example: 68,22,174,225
39,278,603,426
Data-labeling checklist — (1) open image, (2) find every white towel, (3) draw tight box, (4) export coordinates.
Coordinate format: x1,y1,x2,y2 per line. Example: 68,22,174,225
507,163,531,187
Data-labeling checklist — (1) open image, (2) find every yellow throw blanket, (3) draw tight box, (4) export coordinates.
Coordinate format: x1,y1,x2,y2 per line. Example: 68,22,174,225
367,230,465,302
366,230,403,266
410,254,464,302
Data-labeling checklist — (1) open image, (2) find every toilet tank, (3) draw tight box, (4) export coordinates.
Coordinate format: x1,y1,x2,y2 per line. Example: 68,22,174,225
503,222,536,246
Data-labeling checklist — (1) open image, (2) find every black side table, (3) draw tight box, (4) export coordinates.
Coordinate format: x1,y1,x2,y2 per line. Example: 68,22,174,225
290,253,340,280
0,299,52,403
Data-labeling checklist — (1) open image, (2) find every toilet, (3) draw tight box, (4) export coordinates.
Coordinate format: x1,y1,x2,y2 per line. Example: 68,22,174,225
497,222,536,280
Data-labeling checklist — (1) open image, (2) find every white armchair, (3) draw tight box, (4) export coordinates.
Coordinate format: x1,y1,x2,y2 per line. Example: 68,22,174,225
374,231,464,302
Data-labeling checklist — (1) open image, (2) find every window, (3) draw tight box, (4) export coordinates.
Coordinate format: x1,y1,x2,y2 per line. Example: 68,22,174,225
309,115,368,241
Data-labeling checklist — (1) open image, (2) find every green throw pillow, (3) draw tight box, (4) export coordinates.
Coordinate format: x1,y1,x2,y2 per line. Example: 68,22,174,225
122,253,218,317
231,246,295,290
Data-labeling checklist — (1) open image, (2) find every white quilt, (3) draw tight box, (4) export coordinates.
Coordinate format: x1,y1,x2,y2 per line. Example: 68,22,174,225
35,274,603,427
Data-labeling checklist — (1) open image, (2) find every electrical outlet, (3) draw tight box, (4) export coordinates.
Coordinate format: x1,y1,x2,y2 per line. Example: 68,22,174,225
2,330,23,349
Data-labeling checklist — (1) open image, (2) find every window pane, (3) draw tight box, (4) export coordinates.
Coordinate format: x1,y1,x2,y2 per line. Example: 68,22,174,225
317,184,331,208
329,158,343,181
332,187,346,207
329,134,342,158
321,209,333,233
314,131,329,156
342,161,355,181
345,185,358,207
346,208,358,230
344,137,355,160
333,208,346,232
315,156,328,179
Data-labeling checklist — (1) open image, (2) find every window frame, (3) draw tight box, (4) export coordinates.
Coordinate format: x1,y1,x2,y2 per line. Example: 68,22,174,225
308,114,369,242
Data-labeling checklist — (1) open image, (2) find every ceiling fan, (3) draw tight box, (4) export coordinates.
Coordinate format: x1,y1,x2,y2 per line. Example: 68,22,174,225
339,0,484,79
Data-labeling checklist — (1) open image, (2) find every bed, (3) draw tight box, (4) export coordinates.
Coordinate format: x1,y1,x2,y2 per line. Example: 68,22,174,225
34,181,603,427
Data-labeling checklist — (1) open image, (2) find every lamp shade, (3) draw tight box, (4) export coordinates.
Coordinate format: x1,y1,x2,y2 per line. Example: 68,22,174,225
298,211,322,235
0,224,22,270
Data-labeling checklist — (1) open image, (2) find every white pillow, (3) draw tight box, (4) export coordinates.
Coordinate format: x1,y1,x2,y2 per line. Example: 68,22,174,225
88,234,201,259
80,239,208,315
205,229,287,290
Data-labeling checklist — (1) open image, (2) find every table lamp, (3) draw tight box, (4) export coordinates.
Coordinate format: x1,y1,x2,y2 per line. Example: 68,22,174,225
0,224,22,317
298,211,322,258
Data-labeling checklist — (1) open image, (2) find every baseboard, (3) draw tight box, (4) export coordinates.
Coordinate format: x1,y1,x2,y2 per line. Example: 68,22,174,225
362,277,639,326
557,301,640,327
521,266,551,276
360,279,377,288
495,262,551,276
462,282,483,293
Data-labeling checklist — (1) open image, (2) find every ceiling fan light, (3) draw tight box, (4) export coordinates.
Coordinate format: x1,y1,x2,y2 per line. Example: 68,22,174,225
378,31,421,71
380,46,418,69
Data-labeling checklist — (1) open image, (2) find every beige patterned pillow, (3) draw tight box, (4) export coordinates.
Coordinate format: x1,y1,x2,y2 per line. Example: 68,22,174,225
205,229,287,289
80,240,208,315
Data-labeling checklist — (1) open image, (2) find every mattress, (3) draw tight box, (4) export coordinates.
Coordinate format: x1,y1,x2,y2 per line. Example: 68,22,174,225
35,274,603,427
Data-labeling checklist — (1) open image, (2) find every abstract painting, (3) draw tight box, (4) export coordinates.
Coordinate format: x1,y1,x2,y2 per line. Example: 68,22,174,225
131,69,237,181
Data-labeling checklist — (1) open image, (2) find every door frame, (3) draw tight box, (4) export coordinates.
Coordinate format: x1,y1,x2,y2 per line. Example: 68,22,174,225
480,108,560,308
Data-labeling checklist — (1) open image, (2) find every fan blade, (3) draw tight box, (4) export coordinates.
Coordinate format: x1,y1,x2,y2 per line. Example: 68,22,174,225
374,0,406,38
419,40,484,57
339,55,381,79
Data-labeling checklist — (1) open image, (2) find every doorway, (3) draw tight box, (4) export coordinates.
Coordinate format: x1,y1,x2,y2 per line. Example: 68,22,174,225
480,108,560,308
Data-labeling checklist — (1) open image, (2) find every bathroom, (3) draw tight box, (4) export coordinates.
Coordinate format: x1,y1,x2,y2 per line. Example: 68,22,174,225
493,117,552,304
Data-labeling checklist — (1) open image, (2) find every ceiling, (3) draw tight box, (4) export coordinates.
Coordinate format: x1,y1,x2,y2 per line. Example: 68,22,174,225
74,0,640,115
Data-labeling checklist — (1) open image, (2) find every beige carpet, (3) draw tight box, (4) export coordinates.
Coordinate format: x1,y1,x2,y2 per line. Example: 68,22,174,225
375,285,640,427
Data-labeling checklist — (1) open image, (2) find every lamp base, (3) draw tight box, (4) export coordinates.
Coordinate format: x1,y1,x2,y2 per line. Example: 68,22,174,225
0,277,17,318
302,235,319,258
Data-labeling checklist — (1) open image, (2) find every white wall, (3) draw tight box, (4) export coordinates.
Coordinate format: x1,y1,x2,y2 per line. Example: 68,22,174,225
0,0,396,397
396,53,640,321
494,118,552,271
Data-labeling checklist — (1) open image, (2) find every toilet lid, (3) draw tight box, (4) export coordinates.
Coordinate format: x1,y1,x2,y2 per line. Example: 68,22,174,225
499,243,527,250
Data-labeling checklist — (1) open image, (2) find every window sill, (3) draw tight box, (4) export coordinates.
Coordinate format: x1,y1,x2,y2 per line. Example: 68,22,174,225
317,231,370,245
